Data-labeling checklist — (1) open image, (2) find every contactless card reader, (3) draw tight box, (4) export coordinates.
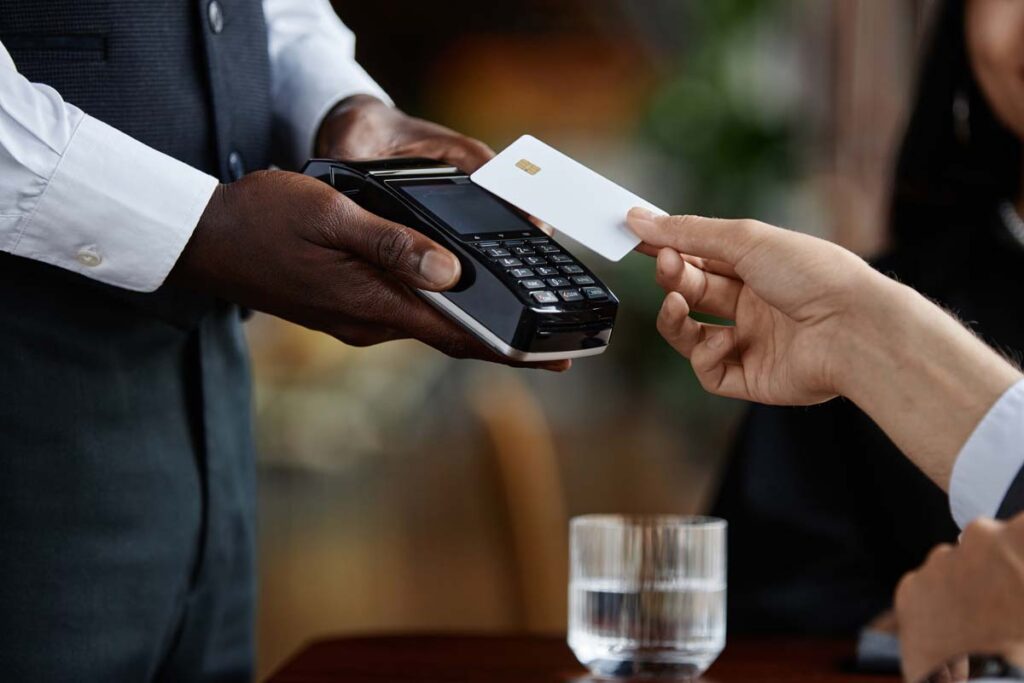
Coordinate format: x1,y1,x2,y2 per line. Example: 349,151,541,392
303,158,618,361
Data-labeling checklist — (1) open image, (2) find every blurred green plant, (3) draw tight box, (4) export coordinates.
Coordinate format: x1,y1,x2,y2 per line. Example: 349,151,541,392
646,0,799,218
605,0,804,450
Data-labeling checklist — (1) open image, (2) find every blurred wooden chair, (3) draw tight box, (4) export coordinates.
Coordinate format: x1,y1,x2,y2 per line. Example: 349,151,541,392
468,367,569,632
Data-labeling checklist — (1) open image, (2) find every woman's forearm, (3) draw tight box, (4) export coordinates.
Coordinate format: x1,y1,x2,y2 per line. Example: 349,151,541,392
836,272,1022,490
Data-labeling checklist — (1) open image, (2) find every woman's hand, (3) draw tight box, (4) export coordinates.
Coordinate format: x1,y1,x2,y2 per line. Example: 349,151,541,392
627,207,1021,488
627,208,881,406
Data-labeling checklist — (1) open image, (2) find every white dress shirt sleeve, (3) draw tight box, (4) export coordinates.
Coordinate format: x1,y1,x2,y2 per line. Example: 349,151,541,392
949,379,1024,528
0,41,13,71
264,0,393,170
0,50,219,292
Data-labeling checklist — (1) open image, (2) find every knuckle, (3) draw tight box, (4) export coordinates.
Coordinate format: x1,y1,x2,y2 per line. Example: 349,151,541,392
732,219,772,266
735,219,763,240
666,214,695,231
656,300,686,341
656,307,672,337
893,571,917,611
328,191,359,224
695,367,721,392
467,139,495,157
925,543,955,564
656,316,679,345
691,269,712,305
374,226,416,269
310,191,355,245
961,518,999,546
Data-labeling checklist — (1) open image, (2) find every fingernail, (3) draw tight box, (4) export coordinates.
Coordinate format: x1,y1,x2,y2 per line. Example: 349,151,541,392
629,207,658,221
707,332,726,349
419,250,460,287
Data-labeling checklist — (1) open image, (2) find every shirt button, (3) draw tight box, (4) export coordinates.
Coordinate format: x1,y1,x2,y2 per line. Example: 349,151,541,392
228,151,246,181
76,246,103,268
207,0,225,34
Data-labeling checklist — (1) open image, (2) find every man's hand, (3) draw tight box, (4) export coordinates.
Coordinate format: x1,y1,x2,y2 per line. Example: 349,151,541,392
894,516,1024,683
169,170,567,369
316,95,494,172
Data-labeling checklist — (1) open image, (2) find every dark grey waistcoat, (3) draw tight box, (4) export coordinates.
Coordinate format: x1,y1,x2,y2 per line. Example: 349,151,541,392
0,1,273,679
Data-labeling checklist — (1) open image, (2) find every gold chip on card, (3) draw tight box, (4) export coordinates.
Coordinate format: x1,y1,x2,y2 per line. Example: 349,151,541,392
515,158,541,175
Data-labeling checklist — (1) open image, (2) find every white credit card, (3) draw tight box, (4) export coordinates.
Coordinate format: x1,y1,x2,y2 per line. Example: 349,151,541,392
471,135,664,262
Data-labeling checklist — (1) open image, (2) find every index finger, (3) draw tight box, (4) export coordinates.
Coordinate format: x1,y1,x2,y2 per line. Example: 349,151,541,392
627,208,767,266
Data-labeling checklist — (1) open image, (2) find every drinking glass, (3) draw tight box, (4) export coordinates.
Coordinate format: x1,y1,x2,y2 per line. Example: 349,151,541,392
568,515,727,678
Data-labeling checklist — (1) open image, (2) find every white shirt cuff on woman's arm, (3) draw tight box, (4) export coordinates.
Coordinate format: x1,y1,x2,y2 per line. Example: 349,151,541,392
950,379,1024,528
11,115,218,293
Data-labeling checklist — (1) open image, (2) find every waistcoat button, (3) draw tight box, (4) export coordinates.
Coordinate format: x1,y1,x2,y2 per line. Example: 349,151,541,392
207,0,225,34
228,151,245,181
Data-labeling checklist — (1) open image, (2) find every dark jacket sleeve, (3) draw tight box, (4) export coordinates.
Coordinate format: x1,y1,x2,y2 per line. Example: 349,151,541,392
997,468,1024,519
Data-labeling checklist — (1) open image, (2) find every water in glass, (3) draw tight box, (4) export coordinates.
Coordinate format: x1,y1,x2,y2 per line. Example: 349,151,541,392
568,516,726,678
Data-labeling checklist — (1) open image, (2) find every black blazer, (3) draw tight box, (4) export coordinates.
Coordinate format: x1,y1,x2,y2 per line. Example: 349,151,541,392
999,469,1024,518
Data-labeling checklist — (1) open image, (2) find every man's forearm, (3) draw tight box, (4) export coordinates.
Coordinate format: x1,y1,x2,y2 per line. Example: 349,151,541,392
836,272,1022,490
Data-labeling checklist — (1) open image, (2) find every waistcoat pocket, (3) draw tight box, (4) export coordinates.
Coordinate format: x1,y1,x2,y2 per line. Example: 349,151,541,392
2,33,107,62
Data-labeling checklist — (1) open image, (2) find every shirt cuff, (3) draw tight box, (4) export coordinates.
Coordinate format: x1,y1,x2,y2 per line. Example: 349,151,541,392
271,34,392,170
949,379,1024,528
11,115,219,292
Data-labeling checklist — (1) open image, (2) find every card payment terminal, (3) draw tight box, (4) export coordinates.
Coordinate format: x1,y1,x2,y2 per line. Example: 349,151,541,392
303,158,618,361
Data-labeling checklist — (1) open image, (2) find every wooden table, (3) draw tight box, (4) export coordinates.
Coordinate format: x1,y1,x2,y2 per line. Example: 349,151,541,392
265,634,901,682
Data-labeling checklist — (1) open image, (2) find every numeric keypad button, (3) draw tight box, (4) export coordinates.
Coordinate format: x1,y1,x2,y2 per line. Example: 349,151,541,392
530,291,559,305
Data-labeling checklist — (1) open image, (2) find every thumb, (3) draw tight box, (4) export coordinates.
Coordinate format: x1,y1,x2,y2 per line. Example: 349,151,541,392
334,201,462,292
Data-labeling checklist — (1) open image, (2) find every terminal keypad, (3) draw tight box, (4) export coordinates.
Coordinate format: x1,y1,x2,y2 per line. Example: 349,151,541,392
474,236,606,307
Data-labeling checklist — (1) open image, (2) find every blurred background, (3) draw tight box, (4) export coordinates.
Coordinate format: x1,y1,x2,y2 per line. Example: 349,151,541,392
255,0,935,676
